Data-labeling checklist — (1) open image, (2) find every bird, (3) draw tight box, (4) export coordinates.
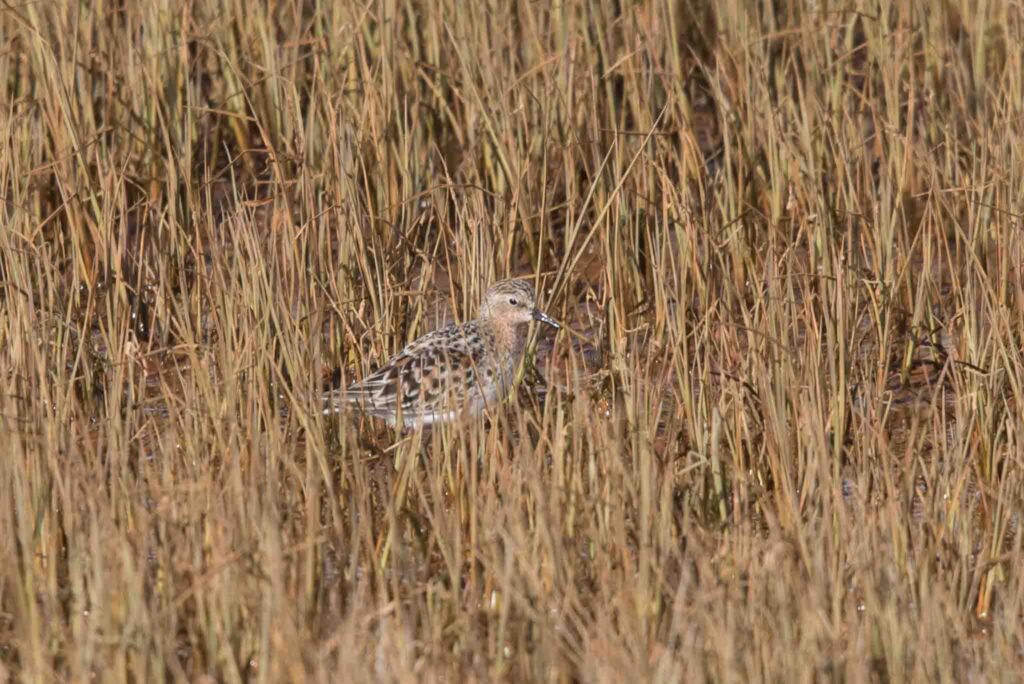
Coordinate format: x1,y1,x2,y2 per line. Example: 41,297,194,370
330,278,560,427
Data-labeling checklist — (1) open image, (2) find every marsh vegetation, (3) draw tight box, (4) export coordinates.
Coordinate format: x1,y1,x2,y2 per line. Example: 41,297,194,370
2,1,1023,680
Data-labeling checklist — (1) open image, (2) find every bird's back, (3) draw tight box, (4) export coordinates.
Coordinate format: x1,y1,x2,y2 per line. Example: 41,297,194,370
340,320,511,426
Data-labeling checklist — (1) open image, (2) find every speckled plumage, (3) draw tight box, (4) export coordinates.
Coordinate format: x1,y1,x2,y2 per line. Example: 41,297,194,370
331,279,559,427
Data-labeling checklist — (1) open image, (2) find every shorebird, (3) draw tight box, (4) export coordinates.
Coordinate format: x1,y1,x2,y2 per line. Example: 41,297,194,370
330,278,560,427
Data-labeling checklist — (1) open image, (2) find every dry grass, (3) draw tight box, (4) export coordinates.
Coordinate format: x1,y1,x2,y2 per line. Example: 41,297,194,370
2,0,1023,680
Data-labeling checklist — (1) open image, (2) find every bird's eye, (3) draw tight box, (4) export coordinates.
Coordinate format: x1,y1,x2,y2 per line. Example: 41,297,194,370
508,297,518,305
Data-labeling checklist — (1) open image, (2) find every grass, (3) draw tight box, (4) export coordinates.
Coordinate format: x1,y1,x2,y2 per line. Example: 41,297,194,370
1,0,1023,680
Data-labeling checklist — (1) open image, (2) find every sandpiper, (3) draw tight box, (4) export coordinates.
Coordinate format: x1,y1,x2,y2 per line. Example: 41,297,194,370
331,279,560,427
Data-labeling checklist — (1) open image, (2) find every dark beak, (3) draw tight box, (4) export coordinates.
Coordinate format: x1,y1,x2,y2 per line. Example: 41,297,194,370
532,308,560,329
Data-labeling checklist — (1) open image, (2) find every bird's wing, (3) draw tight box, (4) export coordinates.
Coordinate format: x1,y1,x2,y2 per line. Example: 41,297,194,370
347,323,482,417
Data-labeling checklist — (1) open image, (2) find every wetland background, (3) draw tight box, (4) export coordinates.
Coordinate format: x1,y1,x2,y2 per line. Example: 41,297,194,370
2,0,1023,680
